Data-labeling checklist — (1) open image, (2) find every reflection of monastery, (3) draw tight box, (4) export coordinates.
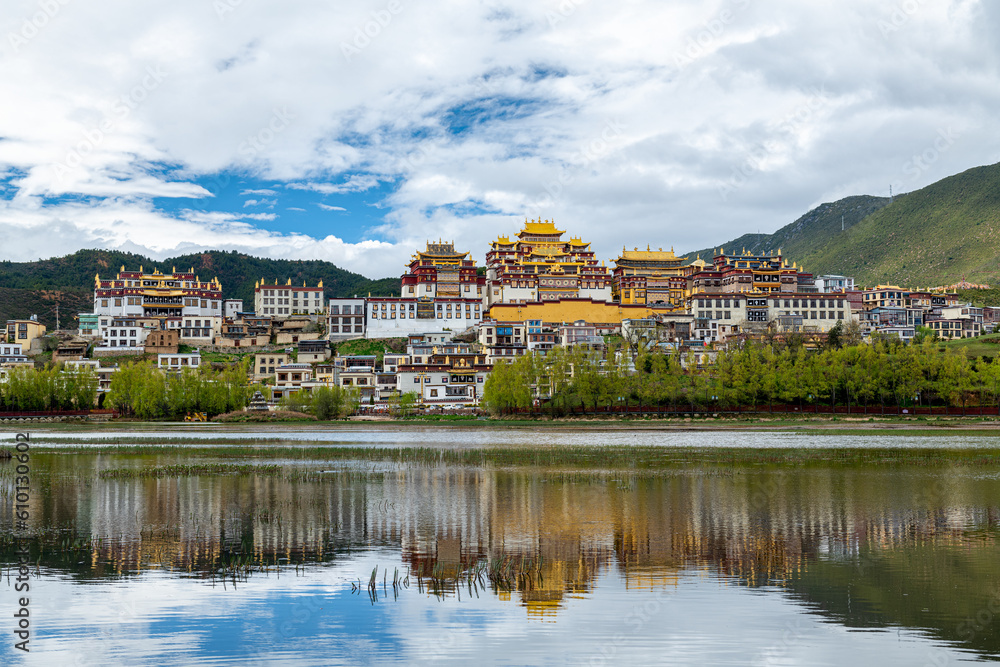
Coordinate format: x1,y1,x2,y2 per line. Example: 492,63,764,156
10,461,997,623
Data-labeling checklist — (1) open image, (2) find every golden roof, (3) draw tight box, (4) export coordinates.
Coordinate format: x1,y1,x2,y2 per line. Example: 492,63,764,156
418,240,469,259
617,246,687,262
520,218,564,235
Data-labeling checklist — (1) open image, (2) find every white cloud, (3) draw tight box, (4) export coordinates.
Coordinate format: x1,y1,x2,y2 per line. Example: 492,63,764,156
286,175,381,195
2,0,999,277
317,203,346,211
243,198,276,208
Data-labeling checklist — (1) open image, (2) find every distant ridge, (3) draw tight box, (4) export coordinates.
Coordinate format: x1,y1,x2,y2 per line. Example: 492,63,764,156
0,249,400,330
687,161,1000,288
685,195,893,266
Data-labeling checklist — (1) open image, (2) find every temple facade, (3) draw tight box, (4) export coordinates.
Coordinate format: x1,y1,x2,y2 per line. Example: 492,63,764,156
367,241,484,338
401,241,485,300
612,246,690,309
686,248,813,297
93,266,223,338
484,219,613,307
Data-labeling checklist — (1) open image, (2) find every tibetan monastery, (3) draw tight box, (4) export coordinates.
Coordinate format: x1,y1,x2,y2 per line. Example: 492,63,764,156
612,246,690,309
402,241,485,300
94,266,223,321
687,248,813,297
366,240,484,338
485,219,612,307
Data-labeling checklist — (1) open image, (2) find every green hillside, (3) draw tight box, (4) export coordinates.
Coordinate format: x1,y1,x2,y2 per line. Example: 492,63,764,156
799,163,1000,287
689,162,1000,288
686,195,893,264
0,249,400,330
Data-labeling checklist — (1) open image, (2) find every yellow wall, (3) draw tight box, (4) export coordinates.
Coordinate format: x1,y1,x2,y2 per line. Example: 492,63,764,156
486,299,655,325
6,320,47,348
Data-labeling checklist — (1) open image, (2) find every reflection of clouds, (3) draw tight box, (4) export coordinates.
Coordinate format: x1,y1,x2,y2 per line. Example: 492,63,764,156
1,563,970,666
4,450,998,664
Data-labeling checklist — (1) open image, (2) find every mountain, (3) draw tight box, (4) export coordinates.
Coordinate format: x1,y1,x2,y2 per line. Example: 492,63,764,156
0,249,400,330
799,163,1000,287
687,162,1000,288
685,195,894,266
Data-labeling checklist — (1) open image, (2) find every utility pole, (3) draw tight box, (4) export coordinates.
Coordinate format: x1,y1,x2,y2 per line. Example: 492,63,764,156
55,302,60,331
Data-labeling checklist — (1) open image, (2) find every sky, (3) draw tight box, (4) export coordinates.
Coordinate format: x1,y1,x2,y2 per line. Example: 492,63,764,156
2,0,999,278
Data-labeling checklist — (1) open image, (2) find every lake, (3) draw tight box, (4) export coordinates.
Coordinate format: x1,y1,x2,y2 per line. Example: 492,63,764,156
3,426,1000,665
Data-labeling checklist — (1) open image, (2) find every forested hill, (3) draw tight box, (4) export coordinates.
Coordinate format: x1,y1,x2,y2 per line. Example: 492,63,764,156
0,249,400,330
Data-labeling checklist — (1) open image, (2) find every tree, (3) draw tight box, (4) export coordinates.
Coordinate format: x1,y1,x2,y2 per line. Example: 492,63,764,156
843,320,864,347
389,391,418,418
913,325,938,345
311,387,339,420
826,320,844,350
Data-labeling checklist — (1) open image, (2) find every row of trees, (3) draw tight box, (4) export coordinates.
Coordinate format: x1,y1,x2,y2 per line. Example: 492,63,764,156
278,387,419,419
105,361,255,419
482,338,1000,415
0,365,98,411
278,385,359,420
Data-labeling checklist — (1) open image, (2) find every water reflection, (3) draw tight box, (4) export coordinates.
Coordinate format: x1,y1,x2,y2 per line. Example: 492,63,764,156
3,449,1000,664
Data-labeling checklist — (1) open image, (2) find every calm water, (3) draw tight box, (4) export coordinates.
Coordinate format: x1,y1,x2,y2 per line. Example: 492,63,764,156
3,428,1000,665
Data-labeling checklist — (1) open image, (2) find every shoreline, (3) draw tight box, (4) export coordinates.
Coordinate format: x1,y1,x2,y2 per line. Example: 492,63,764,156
6,414,1000,438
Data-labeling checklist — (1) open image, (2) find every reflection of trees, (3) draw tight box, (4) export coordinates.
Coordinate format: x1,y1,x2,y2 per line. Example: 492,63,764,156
3,456,1000,652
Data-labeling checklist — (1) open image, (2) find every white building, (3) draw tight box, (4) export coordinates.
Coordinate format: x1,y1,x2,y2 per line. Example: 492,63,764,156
396,346,490,407
691,293,857,343
366,297,481,339
328,298,367,340
95,318,151,352
157,353,202,371
814,275,856,293
0,342,29,364
180,315,221,343
255,280,326,318
223,299,244,319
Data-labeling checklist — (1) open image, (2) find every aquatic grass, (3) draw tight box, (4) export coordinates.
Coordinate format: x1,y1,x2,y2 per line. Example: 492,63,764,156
31,437,317,446
25,441,1000,471
98,463,282,479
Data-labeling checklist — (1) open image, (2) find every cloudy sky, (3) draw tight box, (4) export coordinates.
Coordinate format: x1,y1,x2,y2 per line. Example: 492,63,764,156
2,0,998,278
